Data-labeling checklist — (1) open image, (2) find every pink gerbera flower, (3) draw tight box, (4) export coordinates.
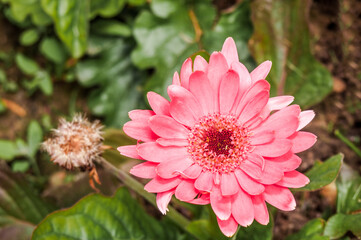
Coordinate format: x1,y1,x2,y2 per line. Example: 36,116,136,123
118,37,316,237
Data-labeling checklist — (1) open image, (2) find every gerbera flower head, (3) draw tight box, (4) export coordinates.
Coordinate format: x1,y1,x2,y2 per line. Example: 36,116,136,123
118,37,316,237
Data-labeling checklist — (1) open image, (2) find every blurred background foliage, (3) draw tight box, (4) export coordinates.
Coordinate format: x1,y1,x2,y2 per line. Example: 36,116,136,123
0,0,360,239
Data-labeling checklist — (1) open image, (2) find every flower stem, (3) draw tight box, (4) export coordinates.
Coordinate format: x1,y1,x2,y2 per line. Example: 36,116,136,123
98,158,194,236
334,129,361,158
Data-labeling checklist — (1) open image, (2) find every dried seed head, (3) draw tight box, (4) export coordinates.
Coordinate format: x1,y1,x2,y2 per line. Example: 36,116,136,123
42,114,104,170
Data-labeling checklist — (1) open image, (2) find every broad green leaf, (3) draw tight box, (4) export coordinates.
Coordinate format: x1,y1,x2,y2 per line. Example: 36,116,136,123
298,154,343,191
5,0,51,26
19,29,39,46
0,140,18,161
76,37,146,126
27,120,43,157
286,218,328,240
32,187,173,240
90,0,126,18
39,38,67,64
0,165,53,224
15,53,39,75
249,0,333,107
91,20,131,37
236,221,273,240
324,213,361,239
336,164,361,214
41,0,89,58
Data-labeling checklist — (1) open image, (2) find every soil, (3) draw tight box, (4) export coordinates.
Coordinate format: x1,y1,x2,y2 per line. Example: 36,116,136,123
0,0,361,239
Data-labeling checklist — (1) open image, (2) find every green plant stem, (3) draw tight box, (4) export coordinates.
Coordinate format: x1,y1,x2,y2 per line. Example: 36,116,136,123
231,226,240,240
29,156,41,176
334,129,361,158
99,158,195,237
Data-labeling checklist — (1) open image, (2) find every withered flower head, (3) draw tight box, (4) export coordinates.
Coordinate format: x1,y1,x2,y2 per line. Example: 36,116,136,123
42,114,104,170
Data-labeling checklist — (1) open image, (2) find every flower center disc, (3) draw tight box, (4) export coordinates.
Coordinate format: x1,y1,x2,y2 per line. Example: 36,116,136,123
188,114,251,173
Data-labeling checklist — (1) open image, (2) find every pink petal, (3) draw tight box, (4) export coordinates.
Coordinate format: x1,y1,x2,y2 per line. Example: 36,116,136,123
231,188,254,227
168,85,203,127
250,60,272,82
123,120,158,142
258,160,284,185
221,173,240,196
130,162,157,178
253,139,292,158
250,130,274,145
267,96,294,111
297,110,315,131
266,152,302,172
207,52,229,110
217,216,238,237
234,169,265,195
289,131,317,153
247,153,265,170
149,115,189,139
238,90,269,124
219,70,240,114
193,55,208,72
234,80,270,117
253,105,301,138
276,171,310,188
263,185,296,211
221,37,239,66
210,184,232,220
138,142,188,163
156,190,175,214
147,92,170,116
175,179,198,201
180,58,192,89
145,176,181,193
117,145,142,159
173,72,180,85
179,164,203,179
194,171,213,192
230,61,251,91
240,160,262,180
189,71,215,115
128,109,154,120
157,157,193,179
156,138,188,147
252,195,269,225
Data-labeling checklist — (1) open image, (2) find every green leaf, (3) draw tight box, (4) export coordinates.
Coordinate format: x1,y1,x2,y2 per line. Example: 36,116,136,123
27,120,43,157
32,187,172,240
11,160,30,173
19,29,39,46
249,0,333,107
35,70,53,95
236,221,273,240
286,218,328,240
91,20,131,37
0,140,18,161
0,99,6,114
336,164,361,214
0,165,53,224
41,0,89,58
76,37,146,126
15,53,39,75
90,0,126,18
186,219,227,240
324,213,361,239
5,0,51,26
132,0,254,96
298,154,343,191
39,38,67,64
